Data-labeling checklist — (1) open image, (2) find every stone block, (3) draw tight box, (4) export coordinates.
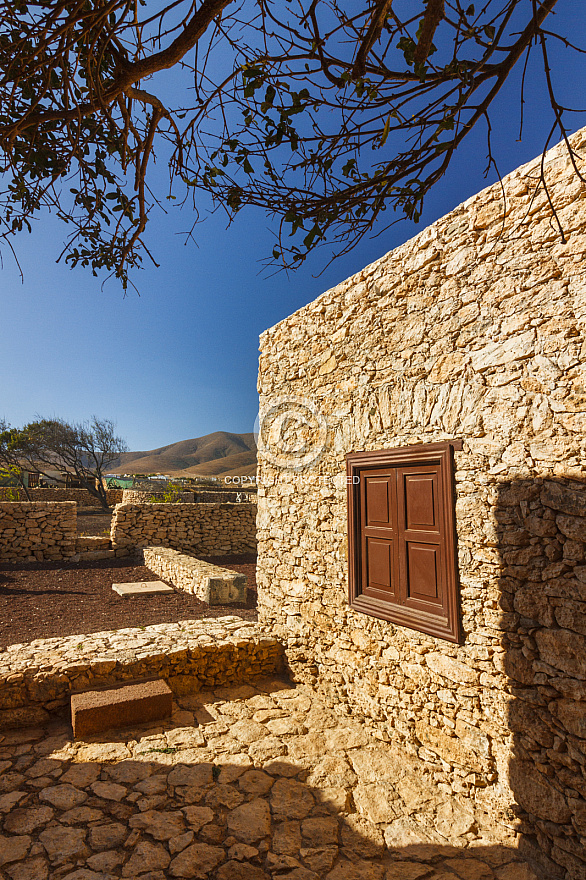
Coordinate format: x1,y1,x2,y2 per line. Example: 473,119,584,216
509,759,571,823
141,546,247,604
542,482,586,518
71,679,172,738
535,628,586,678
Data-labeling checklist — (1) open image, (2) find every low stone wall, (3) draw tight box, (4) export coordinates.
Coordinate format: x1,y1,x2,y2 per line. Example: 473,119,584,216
141,546,247,604
122,488,257,503
0,617,284,730
193,489,257,503
0,502,77,562
75,534,121,561
111,502,257,555
0,488,123,506
75,535,110,552
121,489,195,503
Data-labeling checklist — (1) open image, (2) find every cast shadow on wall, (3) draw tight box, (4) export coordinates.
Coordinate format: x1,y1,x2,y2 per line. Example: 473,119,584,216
496,477,586,879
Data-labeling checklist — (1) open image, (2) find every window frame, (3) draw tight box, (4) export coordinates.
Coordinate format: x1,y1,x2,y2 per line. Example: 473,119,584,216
346,440,462,644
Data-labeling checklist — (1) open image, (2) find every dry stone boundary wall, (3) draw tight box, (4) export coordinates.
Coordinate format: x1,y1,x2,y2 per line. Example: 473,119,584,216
111,502,257,556
121,489,195,503
0,488,123,506
190,488,257,503
0,500,257,562
0,502,77,562
257,128,586,879
120,488,256,503
0,617,284,730
141,546,247,604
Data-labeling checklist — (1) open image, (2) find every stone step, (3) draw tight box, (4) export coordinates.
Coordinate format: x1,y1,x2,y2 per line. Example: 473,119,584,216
76,535,111,551
71,678,173,738
0,617,284,731
76,548,117,561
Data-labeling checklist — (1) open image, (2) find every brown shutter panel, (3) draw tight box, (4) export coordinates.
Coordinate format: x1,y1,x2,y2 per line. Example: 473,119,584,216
347,441,461,643
361,470,399,603
398,464,446,616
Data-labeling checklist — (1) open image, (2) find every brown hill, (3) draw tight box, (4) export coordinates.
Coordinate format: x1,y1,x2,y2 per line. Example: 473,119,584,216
105,431,257,477
177,450,257,478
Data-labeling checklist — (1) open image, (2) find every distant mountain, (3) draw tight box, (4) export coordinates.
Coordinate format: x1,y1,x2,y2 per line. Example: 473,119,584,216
105,431,257,478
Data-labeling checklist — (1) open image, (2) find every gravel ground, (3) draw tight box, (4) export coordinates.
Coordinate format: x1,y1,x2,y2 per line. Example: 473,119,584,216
0,555,257,649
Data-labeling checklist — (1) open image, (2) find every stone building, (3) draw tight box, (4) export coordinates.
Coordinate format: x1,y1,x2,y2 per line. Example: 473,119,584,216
256,127,586,878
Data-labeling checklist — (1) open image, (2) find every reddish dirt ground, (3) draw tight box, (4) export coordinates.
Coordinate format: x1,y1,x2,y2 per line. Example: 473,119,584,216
0,554,257,649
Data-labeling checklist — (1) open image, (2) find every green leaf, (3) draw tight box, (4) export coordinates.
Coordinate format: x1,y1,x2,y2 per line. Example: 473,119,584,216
397,35,416,66
303,224,321,248
379,115,391,147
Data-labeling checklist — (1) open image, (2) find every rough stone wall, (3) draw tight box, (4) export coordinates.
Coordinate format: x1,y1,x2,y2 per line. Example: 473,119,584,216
111,502,257,555
0,617,284,730
120,489,256,504
192,489,257,503
0,488,123,506
0,502,77,561
257,129,586,878
121,489,195,503
141,546,247,604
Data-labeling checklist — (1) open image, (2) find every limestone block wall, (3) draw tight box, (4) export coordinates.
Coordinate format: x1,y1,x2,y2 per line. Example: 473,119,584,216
0,502,77,561
111,502,257,555
120,489,256,504
192,489,258,503
257,128,586,879
0,488,123,506
121,489,195,503
140,546,247,604
0,617,284,730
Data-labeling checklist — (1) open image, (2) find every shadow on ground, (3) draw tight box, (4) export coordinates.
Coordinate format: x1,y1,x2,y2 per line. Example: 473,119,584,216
0,677,540,880
0,556,257,649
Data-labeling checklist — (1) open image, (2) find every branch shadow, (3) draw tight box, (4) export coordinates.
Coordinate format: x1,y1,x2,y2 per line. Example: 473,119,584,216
0,586,86,597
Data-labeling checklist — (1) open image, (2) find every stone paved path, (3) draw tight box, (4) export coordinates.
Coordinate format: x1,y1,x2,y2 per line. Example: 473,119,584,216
0,677,539,880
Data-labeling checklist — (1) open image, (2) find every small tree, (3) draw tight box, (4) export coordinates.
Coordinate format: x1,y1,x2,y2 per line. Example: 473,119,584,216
148,482,184,503
0,420,32,500
19,417,128,510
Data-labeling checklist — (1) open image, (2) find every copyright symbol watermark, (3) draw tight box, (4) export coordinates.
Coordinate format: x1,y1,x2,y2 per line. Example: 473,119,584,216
254,396,328,470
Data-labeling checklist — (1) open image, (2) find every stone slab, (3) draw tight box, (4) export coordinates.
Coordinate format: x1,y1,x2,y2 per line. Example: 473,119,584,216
71,679,173,738
112,580,175,597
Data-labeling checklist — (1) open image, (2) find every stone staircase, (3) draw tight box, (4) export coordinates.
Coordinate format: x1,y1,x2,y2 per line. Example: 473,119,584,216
75,534,116,561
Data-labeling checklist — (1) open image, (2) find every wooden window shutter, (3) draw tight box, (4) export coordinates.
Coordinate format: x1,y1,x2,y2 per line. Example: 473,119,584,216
347,441,461,643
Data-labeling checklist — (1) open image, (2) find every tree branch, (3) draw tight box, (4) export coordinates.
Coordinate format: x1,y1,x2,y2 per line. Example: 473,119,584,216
0,0,234,142
352,0,393,79
413,0,444,67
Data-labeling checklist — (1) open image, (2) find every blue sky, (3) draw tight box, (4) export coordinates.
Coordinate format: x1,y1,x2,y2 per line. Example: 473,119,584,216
1,5,585,451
